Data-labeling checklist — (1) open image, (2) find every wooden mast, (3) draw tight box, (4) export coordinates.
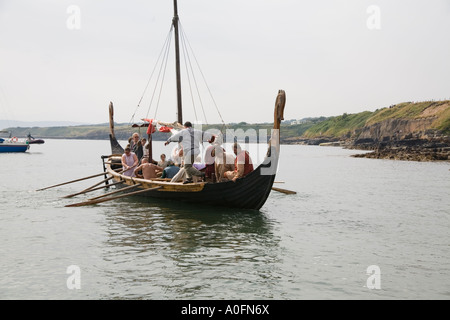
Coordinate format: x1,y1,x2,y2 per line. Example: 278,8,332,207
173,0,183,124
148,128,153,161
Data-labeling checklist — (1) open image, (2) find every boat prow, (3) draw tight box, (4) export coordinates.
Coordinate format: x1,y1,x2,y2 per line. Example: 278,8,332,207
27,139,45,144
108,102,124,155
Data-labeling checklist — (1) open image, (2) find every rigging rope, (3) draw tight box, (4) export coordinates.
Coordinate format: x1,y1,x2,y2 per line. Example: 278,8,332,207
131,20,228,136
129,26,174,125
180,29,199,122
146,26,174,120
179,22,227,130
153,32,173,120
180,23,207,124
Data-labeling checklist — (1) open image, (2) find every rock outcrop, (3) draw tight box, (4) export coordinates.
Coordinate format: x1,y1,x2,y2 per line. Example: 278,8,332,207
294,101,450,161
350,128,449,161
347,112,450,162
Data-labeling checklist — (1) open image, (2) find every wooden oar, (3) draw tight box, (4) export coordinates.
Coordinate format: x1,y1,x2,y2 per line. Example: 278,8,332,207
71,168,127,194
76,175,117,194
271,187,297,195
36,168,123,191
65,186,162,207
88,183,142,201
62,181,124,198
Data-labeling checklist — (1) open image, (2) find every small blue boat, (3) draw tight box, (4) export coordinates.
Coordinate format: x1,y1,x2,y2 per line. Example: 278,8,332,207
0,135,30,153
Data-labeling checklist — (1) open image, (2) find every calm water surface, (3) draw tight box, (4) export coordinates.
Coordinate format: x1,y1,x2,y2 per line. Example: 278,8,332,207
0,139,449,299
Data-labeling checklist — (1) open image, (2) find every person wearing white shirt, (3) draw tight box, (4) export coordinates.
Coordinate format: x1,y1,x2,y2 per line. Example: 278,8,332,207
164,121,215,184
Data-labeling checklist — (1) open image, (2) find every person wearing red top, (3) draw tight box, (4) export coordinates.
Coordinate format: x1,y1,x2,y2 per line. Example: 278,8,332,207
223,142,254,182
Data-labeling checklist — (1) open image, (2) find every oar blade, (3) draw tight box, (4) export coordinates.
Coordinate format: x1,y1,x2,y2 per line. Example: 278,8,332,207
36,168,123,191
271,187,297,195
65,186,162,207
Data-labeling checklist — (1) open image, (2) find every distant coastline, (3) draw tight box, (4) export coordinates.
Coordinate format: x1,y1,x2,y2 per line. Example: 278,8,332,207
3,100,449,161
0,120,88,130
283,100,450,162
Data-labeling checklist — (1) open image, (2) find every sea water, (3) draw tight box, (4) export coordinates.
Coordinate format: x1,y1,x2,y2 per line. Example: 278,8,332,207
0,139,449,299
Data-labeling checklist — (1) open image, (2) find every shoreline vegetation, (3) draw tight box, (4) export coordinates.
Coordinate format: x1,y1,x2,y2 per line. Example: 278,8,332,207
290,100,450,162
3,100,449,162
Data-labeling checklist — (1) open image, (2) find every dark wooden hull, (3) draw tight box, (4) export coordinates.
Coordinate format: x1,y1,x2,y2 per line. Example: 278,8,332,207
134,158,273,210
170,166,275,210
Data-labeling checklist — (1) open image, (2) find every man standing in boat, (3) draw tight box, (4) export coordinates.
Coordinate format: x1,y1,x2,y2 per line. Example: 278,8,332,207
164,121,215,184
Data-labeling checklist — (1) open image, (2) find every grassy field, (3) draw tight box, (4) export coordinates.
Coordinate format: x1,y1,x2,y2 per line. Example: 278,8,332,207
302,111,373,138
303,100,450,138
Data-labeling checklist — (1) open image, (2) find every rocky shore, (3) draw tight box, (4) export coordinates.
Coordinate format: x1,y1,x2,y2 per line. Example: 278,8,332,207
349,122,450,161
282,100,450,162
350,139,450,161
283,130,450,162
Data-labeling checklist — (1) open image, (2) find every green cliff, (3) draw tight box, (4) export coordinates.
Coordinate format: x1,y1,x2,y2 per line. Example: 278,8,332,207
302,100,450,140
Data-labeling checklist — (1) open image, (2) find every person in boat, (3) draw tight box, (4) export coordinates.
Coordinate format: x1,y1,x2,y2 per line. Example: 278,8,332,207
170,166,203,183
133,157,163,180
141,138,148,158
171,143,183,166
164,121,215,184
170,166,185,183
204,144,216,182
161,160,180,179
223,142,254,182
129,132,143,162
212,147,235,183
122,147,139,177
154,153,168,177
157,153,169,169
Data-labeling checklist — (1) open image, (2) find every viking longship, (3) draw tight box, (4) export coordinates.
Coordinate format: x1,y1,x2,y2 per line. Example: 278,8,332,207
102,1,286,210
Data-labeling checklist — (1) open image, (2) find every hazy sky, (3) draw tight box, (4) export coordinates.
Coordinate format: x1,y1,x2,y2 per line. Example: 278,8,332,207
0,0,449,125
